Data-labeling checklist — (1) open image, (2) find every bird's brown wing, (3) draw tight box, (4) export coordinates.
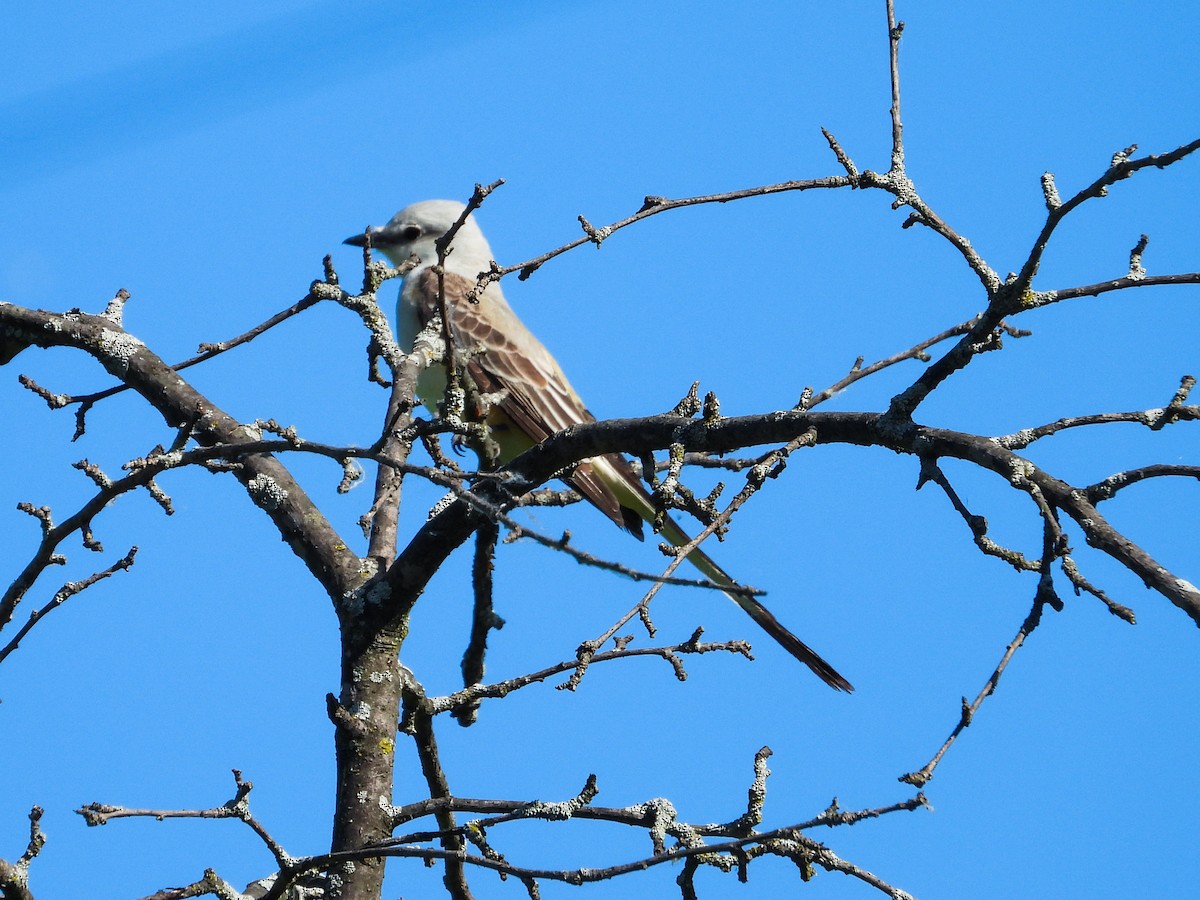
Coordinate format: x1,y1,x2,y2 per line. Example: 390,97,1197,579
411,268,645,536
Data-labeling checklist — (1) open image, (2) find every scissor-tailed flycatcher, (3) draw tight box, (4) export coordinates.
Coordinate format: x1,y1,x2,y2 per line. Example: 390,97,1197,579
345,200,852,691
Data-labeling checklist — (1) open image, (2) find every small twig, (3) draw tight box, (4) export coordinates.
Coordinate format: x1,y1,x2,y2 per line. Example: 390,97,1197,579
400,673,470,896
62,292,328,419
489,178,853,284
991,391,1198,450
429,181,506,427
1085,464,1200,504
79,770,292,869
821,127,859,180
1026,271,1200,308
422,632,753,717
902,575,1054,788
0,805,45,900
1059,554,1137,622
1012,137,1200,295
885,1,905,172
917,459,1040,572
807,315,987,408
0,547,137,665
456,521,502,727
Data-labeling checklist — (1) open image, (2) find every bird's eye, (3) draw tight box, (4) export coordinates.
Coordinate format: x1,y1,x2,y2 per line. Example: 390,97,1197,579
401,226,422,241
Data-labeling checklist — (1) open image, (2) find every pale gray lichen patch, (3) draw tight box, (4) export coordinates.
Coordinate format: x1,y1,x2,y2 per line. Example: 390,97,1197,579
1007,457,1036,484
247,473,288,510
522,799,575,821
631,797,678,849
157,450,185,468
368,670,393,684
1142,407,1167,428
992,429,1034,450
1041,171,1062,208
307,281,342,303
412,316,447,367
97,328,144,376
99,295,126,324
342,580,390,616
425,683,485,716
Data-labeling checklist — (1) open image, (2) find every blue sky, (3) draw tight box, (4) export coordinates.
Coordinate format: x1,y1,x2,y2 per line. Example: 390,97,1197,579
1,2,1197,897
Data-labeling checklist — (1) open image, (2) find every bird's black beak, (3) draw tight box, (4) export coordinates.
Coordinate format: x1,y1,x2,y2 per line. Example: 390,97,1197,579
345,226,406,249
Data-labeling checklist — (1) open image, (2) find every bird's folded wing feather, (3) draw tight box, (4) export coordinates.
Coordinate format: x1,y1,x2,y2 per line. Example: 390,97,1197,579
412,269,645,536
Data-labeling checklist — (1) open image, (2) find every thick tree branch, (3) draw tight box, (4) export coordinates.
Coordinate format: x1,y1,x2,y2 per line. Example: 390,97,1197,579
0,304,362,602
385,409,1197,632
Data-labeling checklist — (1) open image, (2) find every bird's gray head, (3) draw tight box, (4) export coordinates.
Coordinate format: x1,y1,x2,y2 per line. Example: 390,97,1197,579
344,200,495,279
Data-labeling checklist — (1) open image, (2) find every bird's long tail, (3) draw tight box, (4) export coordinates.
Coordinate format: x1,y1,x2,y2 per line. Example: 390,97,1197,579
590,456,853,692
657,516,854,692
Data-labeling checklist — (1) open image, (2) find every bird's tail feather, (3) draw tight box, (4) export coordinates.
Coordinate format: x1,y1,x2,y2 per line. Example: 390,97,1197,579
656,515,854,693
589,455,853,692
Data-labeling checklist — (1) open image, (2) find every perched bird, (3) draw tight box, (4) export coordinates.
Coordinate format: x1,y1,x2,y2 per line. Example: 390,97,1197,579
345,201,852,691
